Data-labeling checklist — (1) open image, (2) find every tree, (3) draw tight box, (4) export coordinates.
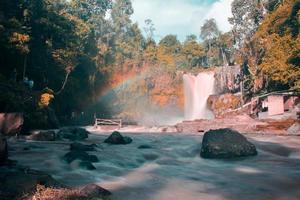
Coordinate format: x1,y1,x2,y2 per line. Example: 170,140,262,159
253,0,300,90
200,18,220,66
235,0,300,95
229,0,265,49
182,35,205,68
200,19,220,42
143,19,155,41
158,34,181,55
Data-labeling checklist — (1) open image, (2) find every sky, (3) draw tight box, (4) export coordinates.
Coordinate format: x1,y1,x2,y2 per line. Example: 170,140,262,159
131,0,234,42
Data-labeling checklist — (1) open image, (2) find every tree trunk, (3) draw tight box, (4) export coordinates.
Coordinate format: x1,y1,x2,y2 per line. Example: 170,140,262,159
55,70,71,95
208,40,211,66
23,55,27,80
240,71,244,106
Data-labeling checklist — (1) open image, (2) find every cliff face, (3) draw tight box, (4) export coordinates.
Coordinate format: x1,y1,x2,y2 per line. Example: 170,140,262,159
205,66,242,117
214,65,241,94
97,65,184,125
207,93,242,117
98,65,242,123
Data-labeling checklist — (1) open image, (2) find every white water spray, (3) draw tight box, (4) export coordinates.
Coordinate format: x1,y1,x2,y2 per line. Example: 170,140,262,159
183,72,215,120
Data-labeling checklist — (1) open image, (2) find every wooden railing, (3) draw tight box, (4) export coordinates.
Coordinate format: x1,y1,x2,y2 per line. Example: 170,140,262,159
94,118,122,129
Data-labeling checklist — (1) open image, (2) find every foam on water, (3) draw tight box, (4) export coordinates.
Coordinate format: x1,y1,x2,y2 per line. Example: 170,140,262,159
8,134,300,200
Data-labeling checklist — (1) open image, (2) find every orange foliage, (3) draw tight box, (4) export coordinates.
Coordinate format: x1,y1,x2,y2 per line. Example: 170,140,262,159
251,0,300,89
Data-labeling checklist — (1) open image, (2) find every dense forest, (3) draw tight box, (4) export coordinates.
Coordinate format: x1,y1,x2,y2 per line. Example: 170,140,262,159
0,0,299,127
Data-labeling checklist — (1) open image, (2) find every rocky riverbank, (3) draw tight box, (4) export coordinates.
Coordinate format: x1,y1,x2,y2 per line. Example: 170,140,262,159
3,129,300,200
1,116,299,200
175,114,300,135
0,127,113,200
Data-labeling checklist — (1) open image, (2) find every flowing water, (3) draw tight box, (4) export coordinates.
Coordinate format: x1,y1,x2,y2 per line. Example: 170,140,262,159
183,72,215,120
8,132,300,200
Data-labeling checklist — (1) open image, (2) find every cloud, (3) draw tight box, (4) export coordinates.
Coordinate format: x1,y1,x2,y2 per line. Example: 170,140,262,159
131,0,233,42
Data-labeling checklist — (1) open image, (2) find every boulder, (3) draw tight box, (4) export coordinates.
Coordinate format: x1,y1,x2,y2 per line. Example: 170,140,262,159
143,153,159,161
138,144,152,149
63,151,99,164
104,131,132,145
0,113,23,135
200,128,257,159
70,142,96,151
0,137,8,165
26,130,56,141
0,167,61,200
80,183,111,198
57,127,89,141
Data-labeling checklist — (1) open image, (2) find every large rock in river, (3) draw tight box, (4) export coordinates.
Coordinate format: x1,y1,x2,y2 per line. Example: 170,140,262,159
104,131,132,145
70,142,96,151
63,150,98,164
26,130,56,141
200,128,257,159
0,113,23,135
57,127,89,141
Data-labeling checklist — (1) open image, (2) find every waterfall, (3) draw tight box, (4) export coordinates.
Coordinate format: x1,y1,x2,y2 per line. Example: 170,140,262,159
183,72,215,120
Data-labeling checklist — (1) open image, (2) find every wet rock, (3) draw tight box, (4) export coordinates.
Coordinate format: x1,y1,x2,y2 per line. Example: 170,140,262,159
0,137,8,165
0,167,61,200
143,153,159,161
138,144,152,149
57,127,89,141
200,128,257,159
80,183,111,198
104,131,132,145
63,151,99,164
79,161,96,170
26,130,56,141
70,142,96,151
287,123,300,135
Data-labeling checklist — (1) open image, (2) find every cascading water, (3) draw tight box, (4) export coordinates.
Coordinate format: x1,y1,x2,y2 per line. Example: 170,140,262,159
183,72,215,120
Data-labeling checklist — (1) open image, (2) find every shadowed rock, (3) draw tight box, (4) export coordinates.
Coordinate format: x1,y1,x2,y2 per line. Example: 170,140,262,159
0,113,23,135
104,131,132,145
70,142,96,151
63,151,99,164
0,167,62,200
143,153,159,161
26,131,56,141
138,144,152,149
57,127,89,141
200,128,257,159
80,183,111,197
